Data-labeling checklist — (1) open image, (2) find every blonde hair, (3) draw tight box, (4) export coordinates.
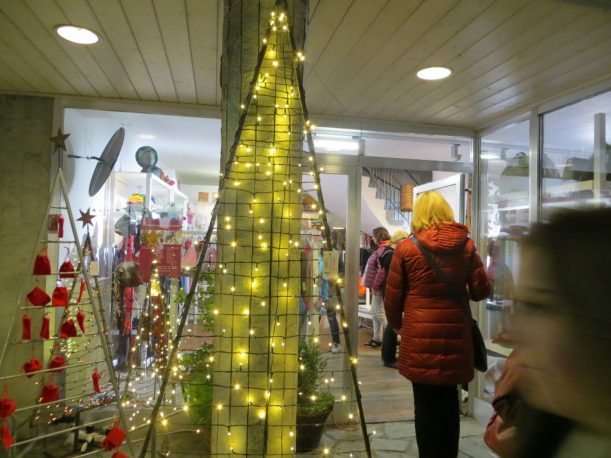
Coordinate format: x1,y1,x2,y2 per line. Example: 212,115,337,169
390,230,409,247
411,191,455,233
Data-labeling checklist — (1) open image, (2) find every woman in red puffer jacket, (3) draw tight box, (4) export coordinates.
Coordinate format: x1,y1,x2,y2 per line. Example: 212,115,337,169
384,191,490,458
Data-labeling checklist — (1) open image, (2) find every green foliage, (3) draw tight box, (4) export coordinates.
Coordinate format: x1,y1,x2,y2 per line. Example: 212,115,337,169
196,271,215,332
297,338,334,415
181,344,214,425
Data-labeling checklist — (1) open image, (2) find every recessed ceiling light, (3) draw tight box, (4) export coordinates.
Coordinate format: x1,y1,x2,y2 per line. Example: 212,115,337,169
138,134,156,140
416,66,452,81
55,25,100,45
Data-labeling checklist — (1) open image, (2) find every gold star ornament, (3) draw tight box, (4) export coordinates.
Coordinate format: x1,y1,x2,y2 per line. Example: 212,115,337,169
50,128,70,152
77,208,95,228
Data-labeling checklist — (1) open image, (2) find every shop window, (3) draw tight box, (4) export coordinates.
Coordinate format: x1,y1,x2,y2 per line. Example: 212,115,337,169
542,90,611,219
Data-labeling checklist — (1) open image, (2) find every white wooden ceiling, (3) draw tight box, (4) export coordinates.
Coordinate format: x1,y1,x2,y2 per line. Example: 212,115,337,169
1,0,611,130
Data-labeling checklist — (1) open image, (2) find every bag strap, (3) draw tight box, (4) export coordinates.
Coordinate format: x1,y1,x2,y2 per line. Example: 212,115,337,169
409,235,473,321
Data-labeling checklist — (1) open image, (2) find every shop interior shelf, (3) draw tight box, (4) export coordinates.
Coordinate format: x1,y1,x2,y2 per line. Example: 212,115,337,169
485,339,512,357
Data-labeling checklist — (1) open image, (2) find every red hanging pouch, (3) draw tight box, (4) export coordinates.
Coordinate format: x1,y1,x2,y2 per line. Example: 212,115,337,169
92,368,101,393
59,319,77,338
27,287,51,306
76,309,86,333
33,248,51,276
48,356,66,373
40,314,50,339
0,390,16,419
102,419,126,450
40,384,60,403
112,451,128,458
77,279,86,303
1,423,13,449
57,214,64,239
52,285,69,307
22,314,31,340
59,260,75,279
23,358,42,377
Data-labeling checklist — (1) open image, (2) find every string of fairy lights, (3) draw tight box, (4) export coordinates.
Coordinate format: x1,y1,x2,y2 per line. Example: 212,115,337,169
136,2,372,457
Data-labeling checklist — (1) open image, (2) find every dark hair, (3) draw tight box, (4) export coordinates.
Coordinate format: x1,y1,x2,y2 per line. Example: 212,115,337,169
372,227,390,243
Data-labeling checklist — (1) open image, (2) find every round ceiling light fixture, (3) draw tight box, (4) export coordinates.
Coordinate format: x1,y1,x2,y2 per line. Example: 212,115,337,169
55,25,100,45
416,66,452,81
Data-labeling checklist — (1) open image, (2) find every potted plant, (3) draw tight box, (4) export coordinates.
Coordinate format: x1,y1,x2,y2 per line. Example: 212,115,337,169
296,338,335,452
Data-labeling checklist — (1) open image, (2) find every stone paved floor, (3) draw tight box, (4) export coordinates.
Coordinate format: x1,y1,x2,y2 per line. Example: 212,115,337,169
298,417,498,458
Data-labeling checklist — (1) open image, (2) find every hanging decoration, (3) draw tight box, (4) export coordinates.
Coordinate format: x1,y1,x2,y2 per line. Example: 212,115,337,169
400,183,414,212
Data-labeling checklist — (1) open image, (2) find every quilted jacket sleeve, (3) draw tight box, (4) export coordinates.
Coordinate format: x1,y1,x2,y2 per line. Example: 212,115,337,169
383,247,407,330
466,239,491,301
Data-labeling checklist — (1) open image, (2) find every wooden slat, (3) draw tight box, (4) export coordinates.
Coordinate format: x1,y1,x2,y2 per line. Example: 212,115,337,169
303,0,353,80
328,0,459,118
459,37,611,125
87,0,159,101
186,0,219,105
0,10,75,94
370,0,530,119
153,0,197,104
54,0,139,99
1,1,98,97
120,0,177,102
310,0,422,115
0,41,43,93
23,0,118,98
0,58,32,92
392,1,560,121
347,0,495,118
434,11,611,123
309,0,320,23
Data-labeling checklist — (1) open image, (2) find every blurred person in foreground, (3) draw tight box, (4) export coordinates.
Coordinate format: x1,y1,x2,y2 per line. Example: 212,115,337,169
384,191,490,458
511,208,611,457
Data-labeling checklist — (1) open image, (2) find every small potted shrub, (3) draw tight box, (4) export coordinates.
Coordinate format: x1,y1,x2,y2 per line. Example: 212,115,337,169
296,338,335,452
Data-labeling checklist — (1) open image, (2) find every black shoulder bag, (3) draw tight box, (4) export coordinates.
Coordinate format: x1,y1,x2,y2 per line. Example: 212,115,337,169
409,235,488,372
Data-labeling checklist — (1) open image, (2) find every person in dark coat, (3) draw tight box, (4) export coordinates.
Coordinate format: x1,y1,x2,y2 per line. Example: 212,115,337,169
384,191,491,458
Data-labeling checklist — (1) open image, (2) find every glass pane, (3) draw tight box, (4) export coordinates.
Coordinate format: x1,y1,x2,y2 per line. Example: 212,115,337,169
542,90,611,219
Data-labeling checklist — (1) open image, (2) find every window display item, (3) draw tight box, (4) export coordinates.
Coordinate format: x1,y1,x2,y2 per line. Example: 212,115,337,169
22,358,42,377
1,424,12,449
59,248,76,279
181,243,197,268
48,356,66,373
21,314,31,340
92,368,101,393
40,314,50,339
40,383,60,403
77,279,86,303
60,319,77,338
400,184,414,212
32,248,51,275
114,262,143,288
87,127,125,197
0,393,16,419
103,419,126,451
76,309,86,333
52,283,69,307
135,145,158,173
26,286,51,306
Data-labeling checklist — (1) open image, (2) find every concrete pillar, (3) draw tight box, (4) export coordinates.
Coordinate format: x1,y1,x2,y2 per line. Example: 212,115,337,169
213,1,308,456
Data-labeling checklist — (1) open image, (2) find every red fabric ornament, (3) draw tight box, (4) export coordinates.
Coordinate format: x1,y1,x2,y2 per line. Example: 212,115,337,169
22,314,31,340
33,250,51,275
58,214,64,239
59,319,77,338
102,419,126,450
48,356,66,373
40,314,50,339
112,451,128,458
40,384,60,404
77,279,86,303
0,393,16,419
59,260,75,279
22,358,42,377
26,287,51,306
52,286,69,307
76,309,86,334
1,423,13,449
92,369,101,393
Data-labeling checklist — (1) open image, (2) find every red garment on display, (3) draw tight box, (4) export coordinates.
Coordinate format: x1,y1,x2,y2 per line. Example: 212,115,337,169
76,309,86,333
40,384,60,403
102,420,126,450
33,251,51,275
40,315,50,339
57,214,64,238
48,356,66,373
27,287,51,306
1,423,13,449
92,369,101,393
52,286,69,307
22,314,31,340
122,288,134,335
77,279,86,303
23,358,42,377
59,319,77,338
59,260,76,279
